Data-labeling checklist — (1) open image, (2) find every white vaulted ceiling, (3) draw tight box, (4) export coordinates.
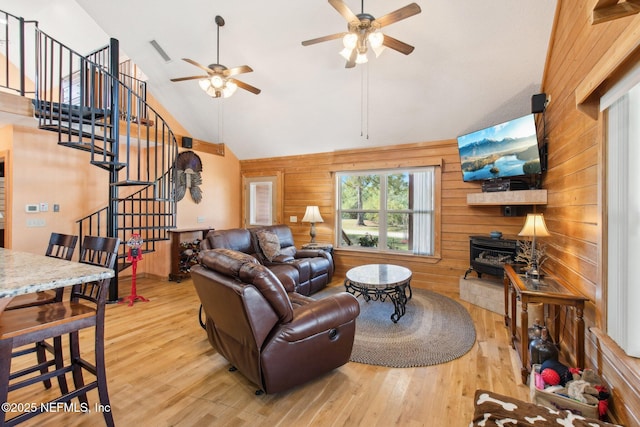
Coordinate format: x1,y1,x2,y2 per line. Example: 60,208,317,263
4,0,556,160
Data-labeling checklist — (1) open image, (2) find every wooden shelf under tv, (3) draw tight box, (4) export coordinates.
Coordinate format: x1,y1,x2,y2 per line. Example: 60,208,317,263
467,189,547,206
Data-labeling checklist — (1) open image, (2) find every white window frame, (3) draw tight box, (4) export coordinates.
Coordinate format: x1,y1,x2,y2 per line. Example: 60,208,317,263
603,64,640,358
336,167,436,256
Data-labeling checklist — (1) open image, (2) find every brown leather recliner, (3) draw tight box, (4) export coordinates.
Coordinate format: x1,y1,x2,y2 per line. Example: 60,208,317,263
201,225,333,295
191,249,360,394
251,224,333,295
200,228,300,293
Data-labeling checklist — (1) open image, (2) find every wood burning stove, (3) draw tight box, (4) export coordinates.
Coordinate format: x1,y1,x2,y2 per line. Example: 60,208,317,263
464,235,518,279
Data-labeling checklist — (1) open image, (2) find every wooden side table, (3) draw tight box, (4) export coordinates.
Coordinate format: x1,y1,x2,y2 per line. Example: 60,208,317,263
503,263,589,383
168,228,212,282
301,242,333,255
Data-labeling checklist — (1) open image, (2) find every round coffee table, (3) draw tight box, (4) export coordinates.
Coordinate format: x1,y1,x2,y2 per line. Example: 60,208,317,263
344,264,413,323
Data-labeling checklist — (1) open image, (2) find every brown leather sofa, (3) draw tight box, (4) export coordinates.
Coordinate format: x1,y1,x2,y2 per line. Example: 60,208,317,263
191,248,360,394
201,225,333,295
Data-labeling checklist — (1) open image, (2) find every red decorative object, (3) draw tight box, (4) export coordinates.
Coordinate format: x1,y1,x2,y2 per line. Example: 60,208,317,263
541,368,560,386
119,233,149,307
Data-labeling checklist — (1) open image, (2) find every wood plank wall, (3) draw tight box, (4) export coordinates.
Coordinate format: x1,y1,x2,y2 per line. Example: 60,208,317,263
541,0,639,424
241,139,529,297
242,1,640,421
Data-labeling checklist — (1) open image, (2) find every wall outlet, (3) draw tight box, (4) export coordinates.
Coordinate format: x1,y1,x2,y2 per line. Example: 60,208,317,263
197,216,205,223
290,216,297,223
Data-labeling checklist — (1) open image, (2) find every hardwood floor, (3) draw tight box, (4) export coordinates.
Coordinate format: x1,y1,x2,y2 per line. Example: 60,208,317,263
7,276,529,426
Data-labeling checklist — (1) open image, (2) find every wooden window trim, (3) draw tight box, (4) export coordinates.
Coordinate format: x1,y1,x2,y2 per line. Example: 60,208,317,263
576,12,640,118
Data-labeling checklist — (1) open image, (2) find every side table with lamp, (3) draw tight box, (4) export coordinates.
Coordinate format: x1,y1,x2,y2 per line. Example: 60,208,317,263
300,206,334,270
504,212,589,383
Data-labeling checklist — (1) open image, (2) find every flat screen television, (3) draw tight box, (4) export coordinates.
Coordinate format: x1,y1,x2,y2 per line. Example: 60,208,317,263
457,114,542,182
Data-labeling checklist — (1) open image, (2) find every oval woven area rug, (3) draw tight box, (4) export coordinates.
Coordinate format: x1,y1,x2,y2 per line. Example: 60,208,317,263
316,286,476,368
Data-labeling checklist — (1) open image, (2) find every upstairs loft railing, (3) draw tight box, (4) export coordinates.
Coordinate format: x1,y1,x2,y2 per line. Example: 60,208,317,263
0,9,179,283
0,10,35,97
83,45,151,126
1,10,150,124
34,34,178,186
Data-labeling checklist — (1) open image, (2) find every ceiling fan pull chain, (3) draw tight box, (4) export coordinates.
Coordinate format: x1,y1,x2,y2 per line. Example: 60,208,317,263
366,62,370,140
360,65,364,138
360,63,369,140
218,100,224,143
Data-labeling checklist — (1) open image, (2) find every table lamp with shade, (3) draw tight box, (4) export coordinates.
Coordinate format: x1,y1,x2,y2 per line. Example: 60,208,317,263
518,213,551,278
302,206,323,243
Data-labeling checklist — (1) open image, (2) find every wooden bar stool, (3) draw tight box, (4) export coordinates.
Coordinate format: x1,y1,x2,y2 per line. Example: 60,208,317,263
0,235,119,427
7,233,78,391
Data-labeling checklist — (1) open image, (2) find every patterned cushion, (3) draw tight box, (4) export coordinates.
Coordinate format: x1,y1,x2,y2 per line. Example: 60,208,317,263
256,230,280,261
472,389,622,426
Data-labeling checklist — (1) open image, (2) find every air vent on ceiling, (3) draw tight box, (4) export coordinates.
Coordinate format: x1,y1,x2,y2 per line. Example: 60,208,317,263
149,39,171,62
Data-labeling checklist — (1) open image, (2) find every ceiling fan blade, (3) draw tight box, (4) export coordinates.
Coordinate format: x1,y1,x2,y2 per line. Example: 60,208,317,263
382,34,415,55
302,32,346,46
375,3,421,28
182,58,213,73
329,0,359,23
345,48,357,68
170,75,209,82
229,78,261,95
224,65,253,77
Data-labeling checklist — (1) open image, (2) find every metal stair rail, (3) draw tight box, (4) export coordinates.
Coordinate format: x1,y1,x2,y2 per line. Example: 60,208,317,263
1,10,178,300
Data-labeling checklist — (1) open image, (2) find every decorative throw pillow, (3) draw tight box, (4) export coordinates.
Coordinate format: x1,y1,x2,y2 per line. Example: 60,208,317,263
256,230,280,262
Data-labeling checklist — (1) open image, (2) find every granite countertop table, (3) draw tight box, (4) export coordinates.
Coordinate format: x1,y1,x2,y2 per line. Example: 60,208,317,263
0,247,115,299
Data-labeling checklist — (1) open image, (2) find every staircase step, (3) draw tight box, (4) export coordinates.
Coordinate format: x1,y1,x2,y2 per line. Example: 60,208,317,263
57,140,115,155
90,160,127,171
114,197,161,202
33,100,110,121
37,114,112,129
110,180,156,187
42,124,115,144
116,228,174,233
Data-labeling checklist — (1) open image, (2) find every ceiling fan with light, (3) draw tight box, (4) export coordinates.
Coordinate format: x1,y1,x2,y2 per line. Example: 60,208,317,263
171,15,260,98
302,0,421,68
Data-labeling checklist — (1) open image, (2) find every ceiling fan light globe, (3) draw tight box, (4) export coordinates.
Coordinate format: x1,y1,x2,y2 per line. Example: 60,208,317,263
355,52,368,64
222,81,237,98
205,86,219,98
198,78,211,91
368,31,384,49
339,47,354,60
373,45,385,57
211,75,225,89
342,33,357,49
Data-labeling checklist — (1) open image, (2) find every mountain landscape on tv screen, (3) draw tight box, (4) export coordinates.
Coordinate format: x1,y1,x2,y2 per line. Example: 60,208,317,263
459,135,541,181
